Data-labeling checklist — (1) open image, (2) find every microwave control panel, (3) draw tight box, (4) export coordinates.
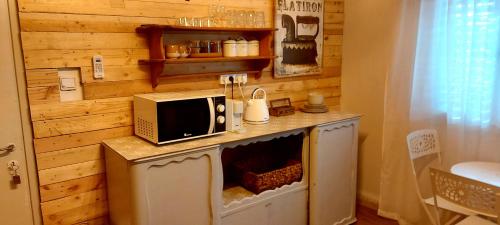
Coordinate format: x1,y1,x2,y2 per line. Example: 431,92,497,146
214,96,226,133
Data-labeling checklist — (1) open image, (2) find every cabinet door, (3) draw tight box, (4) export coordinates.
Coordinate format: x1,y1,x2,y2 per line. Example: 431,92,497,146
269,189,308,225
131,146,222,225
222,189,307,225
222,202,270,225
310,120,359,225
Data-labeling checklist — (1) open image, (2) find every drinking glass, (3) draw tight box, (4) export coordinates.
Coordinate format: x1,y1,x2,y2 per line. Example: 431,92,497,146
246,10,256,28
255,11,265,28
208,4,218,19
216,5,225,20
202,17,213,27
236,10,246,28
224,10,236,27
177,17,190,26
192,17,202,27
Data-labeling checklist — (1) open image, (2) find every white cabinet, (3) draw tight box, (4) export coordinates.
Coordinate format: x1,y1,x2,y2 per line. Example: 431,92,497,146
309,119,359,225
105,146,222,225
104,116,360,225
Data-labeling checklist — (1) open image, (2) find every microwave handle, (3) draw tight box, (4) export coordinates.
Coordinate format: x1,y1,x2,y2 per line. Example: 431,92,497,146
207,98,215,134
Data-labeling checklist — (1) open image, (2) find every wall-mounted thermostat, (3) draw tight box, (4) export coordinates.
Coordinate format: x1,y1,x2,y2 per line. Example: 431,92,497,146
92,55,104,79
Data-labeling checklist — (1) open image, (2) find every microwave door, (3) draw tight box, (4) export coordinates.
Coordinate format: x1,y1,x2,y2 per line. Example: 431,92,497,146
156,98,212,143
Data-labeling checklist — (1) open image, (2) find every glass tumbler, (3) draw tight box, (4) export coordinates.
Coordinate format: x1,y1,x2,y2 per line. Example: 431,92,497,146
255,11,265,28
246,10,256,28
236,10,246,27
225,10,236,27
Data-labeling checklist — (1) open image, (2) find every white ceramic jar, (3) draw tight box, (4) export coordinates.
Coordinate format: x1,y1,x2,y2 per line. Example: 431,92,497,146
248,40,260,56
223,40,237,57
236,40,248,57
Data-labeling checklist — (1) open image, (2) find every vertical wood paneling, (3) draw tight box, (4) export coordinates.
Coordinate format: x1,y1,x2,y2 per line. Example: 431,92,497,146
18,0,344,224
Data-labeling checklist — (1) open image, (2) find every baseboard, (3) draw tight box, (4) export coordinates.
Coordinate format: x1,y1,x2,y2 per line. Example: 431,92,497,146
357,191,379,210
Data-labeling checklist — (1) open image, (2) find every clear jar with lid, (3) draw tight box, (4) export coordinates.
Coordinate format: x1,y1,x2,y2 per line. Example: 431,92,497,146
223,40,237,57
236,40,248,57
248,40,259,56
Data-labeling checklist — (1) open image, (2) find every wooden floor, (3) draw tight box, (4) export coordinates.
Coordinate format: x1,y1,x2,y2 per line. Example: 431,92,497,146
354,205,399,225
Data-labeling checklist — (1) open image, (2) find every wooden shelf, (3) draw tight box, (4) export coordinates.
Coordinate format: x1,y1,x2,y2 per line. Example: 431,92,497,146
158,70,262,81
137,24,276,33
140,56,274,65
166,55,274,64
136,24,274,88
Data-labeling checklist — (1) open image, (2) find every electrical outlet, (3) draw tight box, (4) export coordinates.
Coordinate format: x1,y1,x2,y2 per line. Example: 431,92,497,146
238,74,248,84
219,73,248,85
219,74,235,85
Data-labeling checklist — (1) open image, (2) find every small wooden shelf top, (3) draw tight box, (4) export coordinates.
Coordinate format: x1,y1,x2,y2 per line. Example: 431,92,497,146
137,24,277,33
140,56,275,65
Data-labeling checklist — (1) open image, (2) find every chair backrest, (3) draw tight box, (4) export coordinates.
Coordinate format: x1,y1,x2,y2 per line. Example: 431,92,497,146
406,129,443,225
429,167,499,218
407,129,441,160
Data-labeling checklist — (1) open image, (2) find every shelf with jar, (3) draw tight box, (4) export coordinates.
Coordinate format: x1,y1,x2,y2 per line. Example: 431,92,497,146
136,25,276,88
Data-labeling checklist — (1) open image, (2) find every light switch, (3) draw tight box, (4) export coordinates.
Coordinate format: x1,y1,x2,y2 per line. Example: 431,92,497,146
60,77,77,91
58,68,83,102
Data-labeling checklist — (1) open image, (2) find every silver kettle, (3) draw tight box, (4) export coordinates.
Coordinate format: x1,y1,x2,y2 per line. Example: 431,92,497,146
244,88,270,124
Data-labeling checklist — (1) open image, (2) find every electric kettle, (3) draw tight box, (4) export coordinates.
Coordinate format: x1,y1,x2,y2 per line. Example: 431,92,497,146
244,88,270,124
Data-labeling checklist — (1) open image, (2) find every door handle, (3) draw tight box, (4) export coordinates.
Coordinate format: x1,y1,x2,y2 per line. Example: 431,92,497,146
0,144,15,153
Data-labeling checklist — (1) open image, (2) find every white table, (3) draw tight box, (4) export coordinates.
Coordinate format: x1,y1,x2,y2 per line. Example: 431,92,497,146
451,161,500,187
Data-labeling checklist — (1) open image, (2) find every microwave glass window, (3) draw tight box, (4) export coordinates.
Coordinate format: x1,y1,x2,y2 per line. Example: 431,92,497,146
157,99,211,142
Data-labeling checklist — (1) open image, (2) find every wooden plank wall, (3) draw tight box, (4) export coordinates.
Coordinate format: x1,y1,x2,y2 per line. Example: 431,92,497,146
17,0,344,224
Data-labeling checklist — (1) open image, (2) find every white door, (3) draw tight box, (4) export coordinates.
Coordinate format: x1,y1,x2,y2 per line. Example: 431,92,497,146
0,0,35,224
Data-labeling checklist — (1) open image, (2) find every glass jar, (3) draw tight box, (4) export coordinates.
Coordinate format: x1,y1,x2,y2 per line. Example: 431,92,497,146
210,40,222,53
200,40,210,53
189,40,201,54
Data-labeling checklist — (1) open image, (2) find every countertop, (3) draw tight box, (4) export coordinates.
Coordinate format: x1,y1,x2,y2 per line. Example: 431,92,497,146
103,111,360,161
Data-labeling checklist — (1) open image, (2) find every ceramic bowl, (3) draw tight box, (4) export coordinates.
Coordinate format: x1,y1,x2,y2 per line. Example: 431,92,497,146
308,93,324,105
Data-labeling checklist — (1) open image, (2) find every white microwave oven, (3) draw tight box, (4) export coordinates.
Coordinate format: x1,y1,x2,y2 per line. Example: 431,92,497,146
134,92,226,144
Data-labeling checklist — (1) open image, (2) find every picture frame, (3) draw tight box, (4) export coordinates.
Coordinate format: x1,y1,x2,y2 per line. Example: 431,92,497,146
274,0,324,78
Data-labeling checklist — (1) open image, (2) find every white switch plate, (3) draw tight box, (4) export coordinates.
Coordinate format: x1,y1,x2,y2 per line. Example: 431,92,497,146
60,77,77,91
58,68,83,102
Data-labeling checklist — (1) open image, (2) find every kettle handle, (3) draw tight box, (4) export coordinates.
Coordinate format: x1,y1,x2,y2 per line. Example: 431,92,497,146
252,88,267,100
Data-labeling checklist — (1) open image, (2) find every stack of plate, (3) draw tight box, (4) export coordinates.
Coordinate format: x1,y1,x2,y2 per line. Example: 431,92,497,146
300,104,329,113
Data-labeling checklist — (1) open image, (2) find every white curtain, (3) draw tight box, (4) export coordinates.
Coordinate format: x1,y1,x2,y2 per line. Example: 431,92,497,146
379,0,500,224
411,0,500,165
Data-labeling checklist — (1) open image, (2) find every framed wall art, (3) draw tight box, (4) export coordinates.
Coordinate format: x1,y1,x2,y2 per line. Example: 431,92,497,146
274,0,324,78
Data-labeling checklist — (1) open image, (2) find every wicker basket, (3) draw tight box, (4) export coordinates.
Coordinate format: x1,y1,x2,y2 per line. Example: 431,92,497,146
232,157,303,194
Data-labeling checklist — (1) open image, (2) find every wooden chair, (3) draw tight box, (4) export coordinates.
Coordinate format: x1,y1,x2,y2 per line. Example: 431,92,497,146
407,129,476,225
429,168,499,225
